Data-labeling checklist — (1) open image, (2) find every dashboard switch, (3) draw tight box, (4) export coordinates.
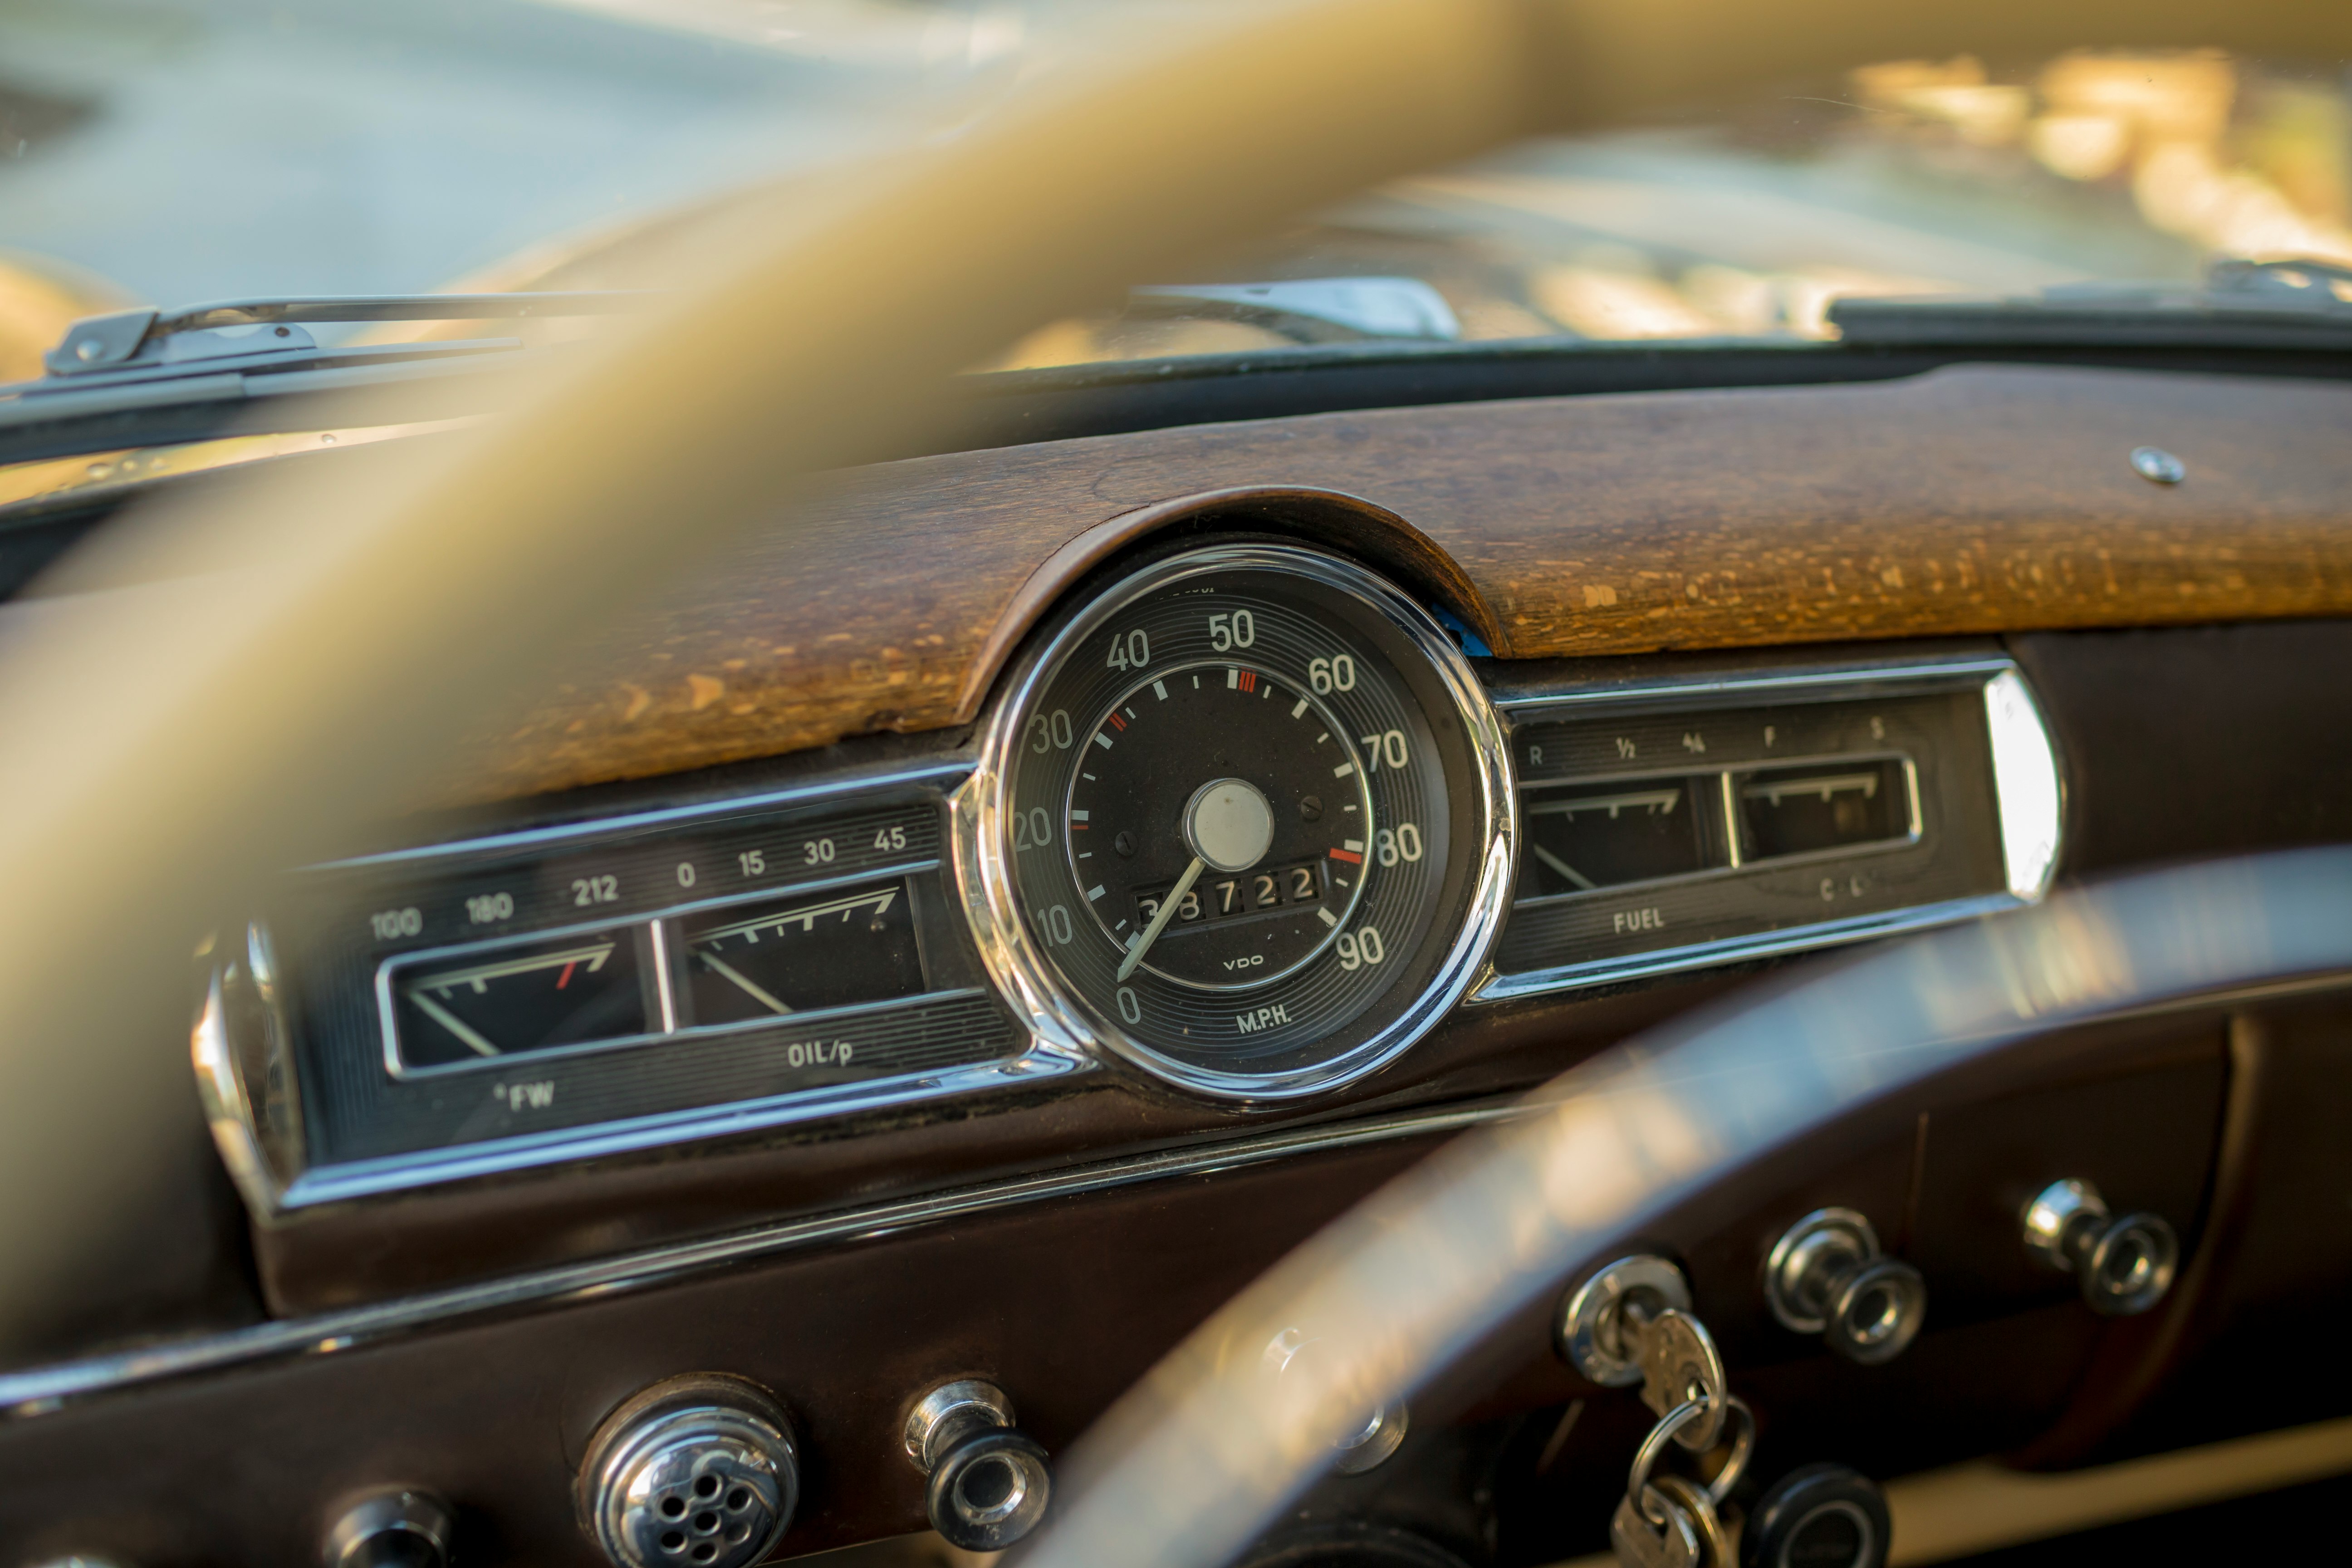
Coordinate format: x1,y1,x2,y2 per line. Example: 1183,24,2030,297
903,1378,1053,1551
1764,1209,1926,1365
1740,1463,1890,1568
323,1490,454,1568
2022,1178,2180,1315
576,1374,799,1568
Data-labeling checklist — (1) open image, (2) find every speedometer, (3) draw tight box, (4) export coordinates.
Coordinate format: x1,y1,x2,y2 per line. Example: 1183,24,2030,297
958,543,1514,1098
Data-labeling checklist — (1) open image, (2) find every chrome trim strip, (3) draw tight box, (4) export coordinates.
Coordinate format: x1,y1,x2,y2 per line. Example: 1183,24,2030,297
1489,654,2018,715
0,1097,1533,1417
956,543,1516,1102
1476,894,2019,1003
1476,657,2063,1004
277,1012,1075,1210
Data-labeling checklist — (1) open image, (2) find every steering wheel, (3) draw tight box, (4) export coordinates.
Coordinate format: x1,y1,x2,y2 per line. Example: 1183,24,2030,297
0,1,2344,1563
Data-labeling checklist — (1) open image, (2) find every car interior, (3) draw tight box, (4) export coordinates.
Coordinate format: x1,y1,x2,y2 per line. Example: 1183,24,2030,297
0,3,2349,1566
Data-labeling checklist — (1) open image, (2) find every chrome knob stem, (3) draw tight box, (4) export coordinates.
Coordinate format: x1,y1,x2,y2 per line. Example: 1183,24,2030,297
2022,1178,2179,1316
904,1378,1053,1551
323,1490,455,1568
1764,1209,1927,1365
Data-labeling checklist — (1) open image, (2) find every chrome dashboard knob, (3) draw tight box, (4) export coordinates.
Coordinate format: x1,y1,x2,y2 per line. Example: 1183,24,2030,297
904,1378,1054,1551
576,1374,799,1568
2022,1178,2179,1316
1764,1209,1927,1365
323,1490,455,1568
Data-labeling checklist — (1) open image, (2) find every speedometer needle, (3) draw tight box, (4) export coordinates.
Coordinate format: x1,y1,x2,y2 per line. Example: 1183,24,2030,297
1117,856,1206,982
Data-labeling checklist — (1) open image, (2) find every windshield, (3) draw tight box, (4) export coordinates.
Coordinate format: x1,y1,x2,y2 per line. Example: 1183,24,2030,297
2,4,2347,376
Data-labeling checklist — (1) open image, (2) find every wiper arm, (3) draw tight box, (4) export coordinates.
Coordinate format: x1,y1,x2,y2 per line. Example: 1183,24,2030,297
1829,257,2352,350
0,291,664,470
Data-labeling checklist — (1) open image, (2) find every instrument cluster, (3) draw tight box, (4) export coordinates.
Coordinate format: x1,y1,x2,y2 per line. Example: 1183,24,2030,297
201,541,2059,1213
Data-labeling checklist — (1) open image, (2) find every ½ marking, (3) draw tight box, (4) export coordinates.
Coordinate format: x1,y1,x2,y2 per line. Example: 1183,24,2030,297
1317,907,1339,927
1333,762,1356,778
1087,884,1107,901
1093,732,1114,750
1070,809,1090,822
1153,680,1169,701
1290,698,1309,719
1344,838,1364,852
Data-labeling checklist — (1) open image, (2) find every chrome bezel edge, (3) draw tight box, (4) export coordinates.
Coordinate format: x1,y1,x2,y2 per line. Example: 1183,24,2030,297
209,758,1101,1213
956,542,1516,1102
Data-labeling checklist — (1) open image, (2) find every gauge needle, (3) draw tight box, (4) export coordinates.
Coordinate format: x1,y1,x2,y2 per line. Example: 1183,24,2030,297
1118,856,1206,982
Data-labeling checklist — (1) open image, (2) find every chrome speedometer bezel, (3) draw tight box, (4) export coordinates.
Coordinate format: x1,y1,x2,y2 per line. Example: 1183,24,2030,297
953,542,1516,1102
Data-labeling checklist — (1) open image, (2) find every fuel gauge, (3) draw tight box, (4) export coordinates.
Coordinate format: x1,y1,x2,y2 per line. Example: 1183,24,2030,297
388,930,649,1072
1518,775,1713,898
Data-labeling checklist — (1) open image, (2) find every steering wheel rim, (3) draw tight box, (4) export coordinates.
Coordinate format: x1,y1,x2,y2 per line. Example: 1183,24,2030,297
1014,850,2352,1568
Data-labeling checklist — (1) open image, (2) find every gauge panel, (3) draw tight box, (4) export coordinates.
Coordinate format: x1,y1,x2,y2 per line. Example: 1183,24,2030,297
263,789,1025,1190
964,544,1514,1099
1485,663,2053,997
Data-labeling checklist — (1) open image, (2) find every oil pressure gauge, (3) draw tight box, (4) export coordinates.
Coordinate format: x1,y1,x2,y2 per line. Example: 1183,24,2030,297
960,542,1514,1099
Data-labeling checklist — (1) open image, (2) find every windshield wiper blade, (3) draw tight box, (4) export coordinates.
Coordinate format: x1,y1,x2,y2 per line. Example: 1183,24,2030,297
1829,258,2352,350
23,290,661,391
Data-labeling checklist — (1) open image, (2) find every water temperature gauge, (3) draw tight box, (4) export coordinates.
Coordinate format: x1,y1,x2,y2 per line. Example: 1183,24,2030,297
387,930,651,1072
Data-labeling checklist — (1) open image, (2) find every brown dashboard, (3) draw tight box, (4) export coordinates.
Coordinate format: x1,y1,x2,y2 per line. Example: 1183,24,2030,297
6,361,2352,1568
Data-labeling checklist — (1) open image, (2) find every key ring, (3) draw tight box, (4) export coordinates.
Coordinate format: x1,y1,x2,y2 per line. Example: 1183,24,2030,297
1702,1395,1756,1507
1627,1394,1757,1522
1627,1397,1710,1522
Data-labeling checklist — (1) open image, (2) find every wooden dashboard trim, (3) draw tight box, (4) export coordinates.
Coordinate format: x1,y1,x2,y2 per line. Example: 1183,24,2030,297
953,484,1506,721
466,364,2352,801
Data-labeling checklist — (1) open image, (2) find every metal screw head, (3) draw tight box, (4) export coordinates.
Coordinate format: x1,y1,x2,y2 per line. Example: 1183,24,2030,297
2130,446,2186,484
72,338,103,363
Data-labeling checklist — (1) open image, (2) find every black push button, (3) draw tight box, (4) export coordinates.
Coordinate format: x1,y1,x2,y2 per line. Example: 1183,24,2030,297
1740,1463,1890,1568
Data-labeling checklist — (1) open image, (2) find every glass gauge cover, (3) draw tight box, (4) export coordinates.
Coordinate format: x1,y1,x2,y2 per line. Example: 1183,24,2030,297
961,543,1514,1098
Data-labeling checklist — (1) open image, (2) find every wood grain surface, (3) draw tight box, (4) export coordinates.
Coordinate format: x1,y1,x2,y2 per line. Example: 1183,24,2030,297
470,364,2352,800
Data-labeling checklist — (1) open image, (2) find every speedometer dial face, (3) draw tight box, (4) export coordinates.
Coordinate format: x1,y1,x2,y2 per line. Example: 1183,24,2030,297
965,543,1514,1099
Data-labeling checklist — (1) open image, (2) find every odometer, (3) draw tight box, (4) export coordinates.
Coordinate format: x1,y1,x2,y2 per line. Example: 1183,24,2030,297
960,543,1514,1098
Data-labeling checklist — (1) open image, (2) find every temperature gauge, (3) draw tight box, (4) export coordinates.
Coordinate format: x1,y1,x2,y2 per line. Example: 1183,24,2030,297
1735,758,1917,860
389,930,650,1071
681,878,926,1026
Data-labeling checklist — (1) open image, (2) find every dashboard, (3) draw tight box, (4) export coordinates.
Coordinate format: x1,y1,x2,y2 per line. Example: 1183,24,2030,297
201,538,2055,1235
8,360,2352,1568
